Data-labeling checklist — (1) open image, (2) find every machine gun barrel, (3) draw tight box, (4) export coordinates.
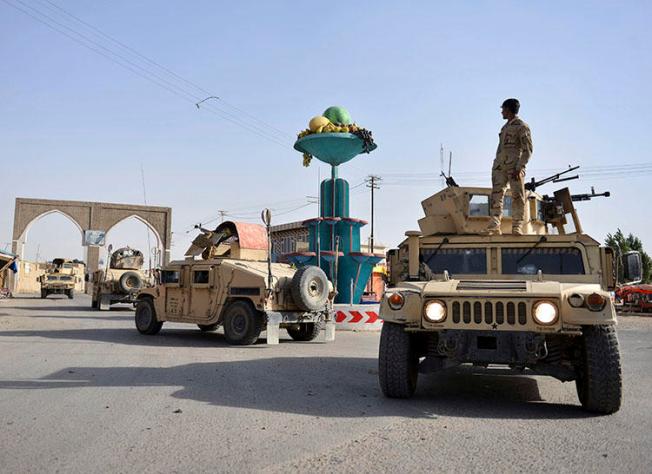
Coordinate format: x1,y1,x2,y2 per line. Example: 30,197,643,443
194,224,213,234
525,165,580,191
571,188,611,202
440,171,459,188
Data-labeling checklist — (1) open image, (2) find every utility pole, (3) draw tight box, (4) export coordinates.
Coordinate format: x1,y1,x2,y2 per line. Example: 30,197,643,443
218,210,228,223
366,175,381,298
366,175,382,253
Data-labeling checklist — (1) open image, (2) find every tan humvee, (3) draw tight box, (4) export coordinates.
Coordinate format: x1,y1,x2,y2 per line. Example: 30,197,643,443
379,178,642,414
39,258,80,299
135,221,335,345
92,247,153,310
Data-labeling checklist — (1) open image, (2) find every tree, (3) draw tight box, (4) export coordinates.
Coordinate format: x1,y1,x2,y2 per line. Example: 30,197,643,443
605,229,651,283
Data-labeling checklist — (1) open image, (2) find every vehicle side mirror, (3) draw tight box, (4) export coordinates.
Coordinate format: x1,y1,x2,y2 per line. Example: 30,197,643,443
622,251,642,285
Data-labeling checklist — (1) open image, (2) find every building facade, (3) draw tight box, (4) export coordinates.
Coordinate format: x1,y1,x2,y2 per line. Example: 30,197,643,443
270,221,309,262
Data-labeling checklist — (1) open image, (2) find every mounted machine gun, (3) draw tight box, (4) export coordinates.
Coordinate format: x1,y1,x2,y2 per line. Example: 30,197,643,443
527,166,611,234
525,165,580,192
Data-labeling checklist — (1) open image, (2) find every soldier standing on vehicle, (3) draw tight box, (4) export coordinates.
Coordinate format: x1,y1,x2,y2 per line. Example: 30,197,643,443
482,98,533,235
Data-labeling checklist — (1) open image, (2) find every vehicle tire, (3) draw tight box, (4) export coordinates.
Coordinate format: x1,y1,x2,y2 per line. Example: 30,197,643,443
41,289,47,299
575,325,622,414
286,322,321,341
379,322,418,398
290,265,329,311
222,300,263,345
135,298,163,335
198,323,219,332
67,289,74,299
91,298,98,310
119,271,143,294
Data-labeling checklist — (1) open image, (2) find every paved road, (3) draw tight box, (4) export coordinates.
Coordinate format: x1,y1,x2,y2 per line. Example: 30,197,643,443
1,295,651,473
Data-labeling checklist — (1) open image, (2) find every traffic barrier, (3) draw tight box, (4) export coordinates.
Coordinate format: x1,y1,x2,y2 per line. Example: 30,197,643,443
334,304,382,331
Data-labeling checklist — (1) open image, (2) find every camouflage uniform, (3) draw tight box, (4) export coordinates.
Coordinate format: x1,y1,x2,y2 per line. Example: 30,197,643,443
488,117,533,233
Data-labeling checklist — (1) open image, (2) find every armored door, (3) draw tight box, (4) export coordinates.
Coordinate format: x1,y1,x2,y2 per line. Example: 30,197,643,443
163,266,189,318
188,266,214,320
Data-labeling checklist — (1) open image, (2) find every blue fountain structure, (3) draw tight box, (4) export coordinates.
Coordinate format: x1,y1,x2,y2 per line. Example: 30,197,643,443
287,132,382,304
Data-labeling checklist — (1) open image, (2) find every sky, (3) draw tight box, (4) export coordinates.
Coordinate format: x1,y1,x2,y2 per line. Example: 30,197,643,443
1,0,651,264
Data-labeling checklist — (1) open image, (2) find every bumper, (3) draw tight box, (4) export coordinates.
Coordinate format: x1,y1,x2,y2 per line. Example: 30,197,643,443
43,286,74,293
436,330,548,365
265,309,335,345
419,329,578,381
110,293,138,303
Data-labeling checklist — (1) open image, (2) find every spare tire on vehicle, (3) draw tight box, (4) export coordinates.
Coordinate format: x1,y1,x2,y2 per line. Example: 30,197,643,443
119,271,143,293
290,265,329,311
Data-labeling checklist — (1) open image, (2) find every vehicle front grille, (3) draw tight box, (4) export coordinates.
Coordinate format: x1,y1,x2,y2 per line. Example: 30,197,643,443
456,281,527,291
450,300,528,326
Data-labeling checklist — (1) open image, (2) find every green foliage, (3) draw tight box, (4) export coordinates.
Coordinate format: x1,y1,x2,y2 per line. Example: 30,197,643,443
605,229,651,283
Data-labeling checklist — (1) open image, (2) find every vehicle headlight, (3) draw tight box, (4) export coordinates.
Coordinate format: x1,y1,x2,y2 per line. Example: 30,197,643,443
533,301,558,325
586,293,607,311
568,293,585,308
387,292,405,310
424,300,447,323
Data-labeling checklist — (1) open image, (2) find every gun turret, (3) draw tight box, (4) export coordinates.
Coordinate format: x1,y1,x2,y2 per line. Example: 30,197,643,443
525,165,580,192
540,186,610,235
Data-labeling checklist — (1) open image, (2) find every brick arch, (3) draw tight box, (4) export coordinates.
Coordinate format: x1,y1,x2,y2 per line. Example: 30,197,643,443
12,198,172,293
104,213,163,250
19,209,86,243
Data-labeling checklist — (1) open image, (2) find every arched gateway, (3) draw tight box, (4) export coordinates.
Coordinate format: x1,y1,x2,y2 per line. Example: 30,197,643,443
11,198,172,292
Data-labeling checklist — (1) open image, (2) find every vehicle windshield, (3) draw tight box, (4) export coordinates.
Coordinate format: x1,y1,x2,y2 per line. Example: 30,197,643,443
421,248,487,275
501,247,585,275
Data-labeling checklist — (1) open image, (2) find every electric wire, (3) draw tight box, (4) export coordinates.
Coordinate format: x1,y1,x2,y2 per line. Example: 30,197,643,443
179,179,366,232
37,0,292,140
3,0,290,147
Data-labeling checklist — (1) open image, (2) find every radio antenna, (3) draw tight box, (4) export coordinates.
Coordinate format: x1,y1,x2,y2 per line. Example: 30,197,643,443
448,151,453,177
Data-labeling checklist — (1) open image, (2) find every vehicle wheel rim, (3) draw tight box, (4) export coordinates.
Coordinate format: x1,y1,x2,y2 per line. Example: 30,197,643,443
137,305,152,328
231,313,247,335
308,279,322,298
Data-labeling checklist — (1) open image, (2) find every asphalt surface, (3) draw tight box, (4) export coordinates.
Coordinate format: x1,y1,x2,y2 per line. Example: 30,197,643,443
1,294,651,473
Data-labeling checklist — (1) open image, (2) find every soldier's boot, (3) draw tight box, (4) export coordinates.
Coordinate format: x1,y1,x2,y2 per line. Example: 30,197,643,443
512,226,524,236
480,215,503,236
479,227,502,236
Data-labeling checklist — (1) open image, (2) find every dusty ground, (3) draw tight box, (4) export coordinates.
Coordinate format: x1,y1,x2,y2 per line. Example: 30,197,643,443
1,294,651,473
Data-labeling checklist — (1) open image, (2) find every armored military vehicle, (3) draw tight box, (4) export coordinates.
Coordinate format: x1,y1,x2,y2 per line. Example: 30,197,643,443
39,258,80,299
379,167,642,414
135,220,335,345
92,247,153,310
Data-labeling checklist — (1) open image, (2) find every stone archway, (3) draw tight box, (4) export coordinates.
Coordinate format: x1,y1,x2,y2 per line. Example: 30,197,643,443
105,214,164,268
12,198,172,292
